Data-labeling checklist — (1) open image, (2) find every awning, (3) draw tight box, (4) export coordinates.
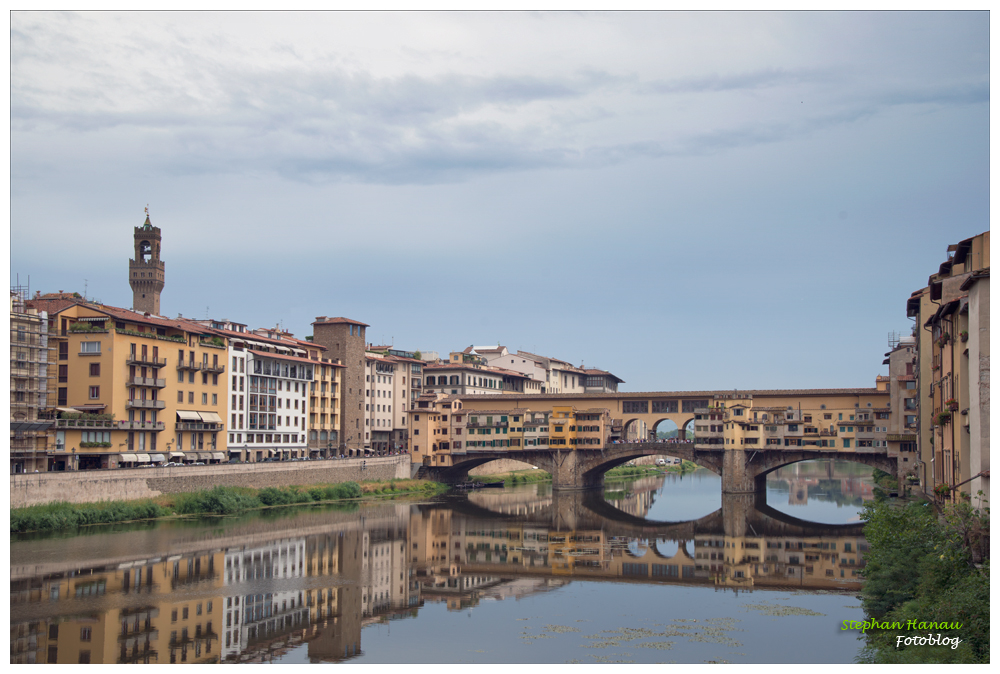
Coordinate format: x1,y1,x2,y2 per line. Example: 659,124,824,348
169,452,185,459
267,449,276,456
149,454,166,463
228,448,243,453
211,452,226,461
119,454,137,462
176,410,201,421
135,454,151,463
200,411,223,423
197,452,213,460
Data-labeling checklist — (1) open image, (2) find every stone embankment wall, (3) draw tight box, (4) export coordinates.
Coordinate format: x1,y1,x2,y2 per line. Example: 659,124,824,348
9,456,410,508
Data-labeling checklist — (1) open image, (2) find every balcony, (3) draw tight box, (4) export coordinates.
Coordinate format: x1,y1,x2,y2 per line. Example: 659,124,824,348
175,422,223,432
177,360,224,373
118,420,165,431
126,399,166,410
126,376,167,388
53,417,118,430
126,355,167,368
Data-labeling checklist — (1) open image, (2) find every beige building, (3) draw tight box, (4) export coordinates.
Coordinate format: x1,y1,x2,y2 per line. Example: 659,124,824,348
906,231,990,502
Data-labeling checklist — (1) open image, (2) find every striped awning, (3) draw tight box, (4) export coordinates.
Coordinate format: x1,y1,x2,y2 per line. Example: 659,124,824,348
200,411,223,423
176,410,201,421
118,454,137,462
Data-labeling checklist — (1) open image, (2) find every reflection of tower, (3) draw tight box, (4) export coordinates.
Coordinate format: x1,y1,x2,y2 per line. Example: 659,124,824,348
129,212,165,314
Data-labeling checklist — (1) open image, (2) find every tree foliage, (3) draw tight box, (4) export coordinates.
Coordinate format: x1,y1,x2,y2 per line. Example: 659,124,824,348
858,497,989,663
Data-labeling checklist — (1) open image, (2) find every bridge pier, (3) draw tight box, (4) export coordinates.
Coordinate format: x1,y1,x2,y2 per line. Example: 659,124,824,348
549,450,603,491
721,449,756,493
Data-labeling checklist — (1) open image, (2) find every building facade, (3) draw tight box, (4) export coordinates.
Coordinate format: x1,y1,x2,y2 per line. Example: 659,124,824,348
906,231,990,502
311,317,369,454
29,301,229,470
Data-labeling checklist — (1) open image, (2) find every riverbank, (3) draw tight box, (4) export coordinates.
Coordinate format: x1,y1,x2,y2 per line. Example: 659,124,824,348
10,478,447,534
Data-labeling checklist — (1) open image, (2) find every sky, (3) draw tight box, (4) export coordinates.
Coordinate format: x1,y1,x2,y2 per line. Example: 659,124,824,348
9,11,990,392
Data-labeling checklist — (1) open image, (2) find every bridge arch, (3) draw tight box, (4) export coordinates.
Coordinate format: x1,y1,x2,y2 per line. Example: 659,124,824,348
749,452,897,490
652,418,679,439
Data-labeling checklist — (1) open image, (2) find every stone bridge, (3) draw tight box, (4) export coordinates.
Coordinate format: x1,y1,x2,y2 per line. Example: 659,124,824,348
418,442,897,493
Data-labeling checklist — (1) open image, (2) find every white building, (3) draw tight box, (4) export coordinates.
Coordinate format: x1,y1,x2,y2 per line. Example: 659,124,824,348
196,319,322,462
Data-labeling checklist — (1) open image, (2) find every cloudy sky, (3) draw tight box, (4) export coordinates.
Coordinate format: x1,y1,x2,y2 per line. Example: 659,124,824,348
10,11,989,391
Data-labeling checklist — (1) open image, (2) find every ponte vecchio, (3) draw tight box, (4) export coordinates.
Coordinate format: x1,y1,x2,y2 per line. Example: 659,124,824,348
411,387,903,492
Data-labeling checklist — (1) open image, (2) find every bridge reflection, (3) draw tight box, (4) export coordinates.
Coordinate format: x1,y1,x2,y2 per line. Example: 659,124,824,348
10,491,867,665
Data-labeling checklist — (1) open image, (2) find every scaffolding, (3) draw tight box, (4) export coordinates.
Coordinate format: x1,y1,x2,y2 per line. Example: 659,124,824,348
10,279,55,473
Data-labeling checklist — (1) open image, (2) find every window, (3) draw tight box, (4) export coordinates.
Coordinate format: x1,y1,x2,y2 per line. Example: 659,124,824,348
189,392,194,403
80,627,92,641
202,393,208,405
212,394,217,405
89,386,100,399
80,341,101,354
89,363,100,376
58,364,68,382
178,390,184,403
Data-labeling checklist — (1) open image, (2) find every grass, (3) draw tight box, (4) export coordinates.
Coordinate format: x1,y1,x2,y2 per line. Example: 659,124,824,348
11,478,446,534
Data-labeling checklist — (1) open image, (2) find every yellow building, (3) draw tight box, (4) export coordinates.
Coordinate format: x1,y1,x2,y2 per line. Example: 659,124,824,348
13,550,224,664
31,300,229,470
308,358,344,456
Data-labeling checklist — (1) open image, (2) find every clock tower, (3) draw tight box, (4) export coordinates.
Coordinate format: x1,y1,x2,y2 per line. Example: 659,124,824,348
129,210,165,315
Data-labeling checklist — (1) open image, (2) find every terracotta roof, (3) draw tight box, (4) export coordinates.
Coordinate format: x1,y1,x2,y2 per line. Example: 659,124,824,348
25,297,81,315
582,368,625,383
54,302,215,334
213,326,325,352
313,316,369,327
252,349,344,368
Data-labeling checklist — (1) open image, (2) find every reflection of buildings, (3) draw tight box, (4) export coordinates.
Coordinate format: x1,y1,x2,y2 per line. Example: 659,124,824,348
220,538,309,661
12,485,871,665
10,549,222,664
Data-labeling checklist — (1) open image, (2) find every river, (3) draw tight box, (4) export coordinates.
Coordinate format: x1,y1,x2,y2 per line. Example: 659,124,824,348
10,460,875,664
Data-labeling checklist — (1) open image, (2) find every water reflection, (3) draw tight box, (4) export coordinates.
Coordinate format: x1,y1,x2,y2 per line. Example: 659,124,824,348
764,460,876,524
11,475,868,665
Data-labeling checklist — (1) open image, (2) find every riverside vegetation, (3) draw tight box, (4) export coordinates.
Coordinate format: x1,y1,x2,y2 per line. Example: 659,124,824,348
10,479,446,534
857,495,989,663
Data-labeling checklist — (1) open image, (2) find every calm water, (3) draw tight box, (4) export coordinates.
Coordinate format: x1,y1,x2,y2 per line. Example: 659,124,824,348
11,461,873,664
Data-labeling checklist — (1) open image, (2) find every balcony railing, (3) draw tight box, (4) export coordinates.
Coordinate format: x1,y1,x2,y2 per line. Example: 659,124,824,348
175,422,222,431
126,355,167,367
126,376,167,388
119,421,165,431
126,399,166,410
50,418,164,431
53,418,119,429
177,361,225,373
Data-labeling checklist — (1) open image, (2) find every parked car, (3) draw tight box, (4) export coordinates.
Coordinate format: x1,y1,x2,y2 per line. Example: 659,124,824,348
656,458,667,465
